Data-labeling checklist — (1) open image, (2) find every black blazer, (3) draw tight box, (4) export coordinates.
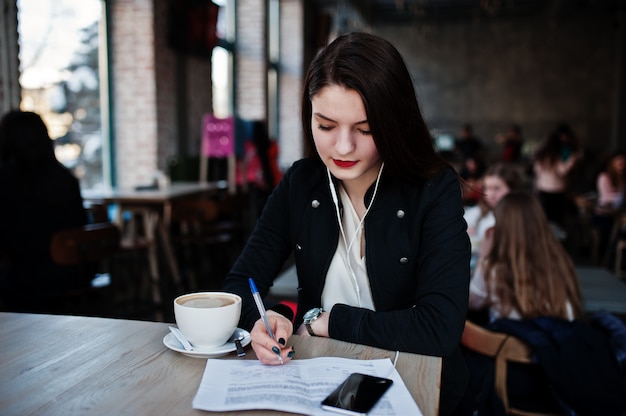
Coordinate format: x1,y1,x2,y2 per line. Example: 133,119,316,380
224,157,470,356
0,162,87,300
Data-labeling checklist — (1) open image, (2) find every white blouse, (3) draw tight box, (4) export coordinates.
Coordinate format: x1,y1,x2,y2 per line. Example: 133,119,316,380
322,184,375,311
463,206,495,254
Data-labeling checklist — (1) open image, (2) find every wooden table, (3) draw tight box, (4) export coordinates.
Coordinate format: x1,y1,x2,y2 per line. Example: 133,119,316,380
577,266,626,315
82,181,228,225
0,313,441,416
82,181,226,309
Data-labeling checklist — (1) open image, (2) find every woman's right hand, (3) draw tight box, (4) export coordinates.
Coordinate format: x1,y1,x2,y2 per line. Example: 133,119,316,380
250,310,294,365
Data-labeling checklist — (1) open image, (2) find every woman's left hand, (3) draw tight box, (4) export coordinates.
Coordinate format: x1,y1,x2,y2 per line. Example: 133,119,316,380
295,310,330,337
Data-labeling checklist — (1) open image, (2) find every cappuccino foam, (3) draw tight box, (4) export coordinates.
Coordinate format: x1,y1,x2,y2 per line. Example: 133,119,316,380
179,295,235,308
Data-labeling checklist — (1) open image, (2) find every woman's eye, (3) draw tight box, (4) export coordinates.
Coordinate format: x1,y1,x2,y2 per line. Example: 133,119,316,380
358,129,372,135
317,124,333,131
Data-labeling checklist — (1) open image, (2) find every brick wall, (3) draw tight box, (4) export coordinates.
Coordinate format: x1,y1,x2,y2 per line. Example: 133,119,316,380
109,0,212,187
109,0,158,188
108,0,306,185
278,0,304,169
236,0,266,120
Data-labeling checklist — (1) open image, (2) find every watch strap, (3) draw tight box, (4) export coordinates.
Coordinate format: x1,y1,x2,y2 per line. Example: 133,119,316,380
305,321,317,336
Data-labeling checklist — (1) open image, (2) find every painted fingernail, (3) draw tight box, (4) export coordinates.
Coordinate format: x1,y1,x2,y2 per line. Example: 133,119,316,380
272,346,280,354
287,349,295,358
278,337,286,346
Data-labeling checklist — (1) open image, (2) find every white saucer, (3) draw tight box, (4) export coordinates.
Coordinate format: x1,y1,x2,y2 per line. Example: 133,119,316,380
163,329,251,358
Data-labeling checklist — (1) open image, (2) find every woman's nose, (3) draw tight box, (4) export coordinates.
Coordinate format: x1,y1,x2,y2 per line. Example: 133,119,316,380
335,129,355,155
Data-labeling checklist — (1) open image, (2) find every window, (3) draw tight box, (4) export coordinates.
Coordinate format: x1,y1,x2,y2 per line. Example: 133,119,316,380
17,0,106,190
212,0,235,117
212,46,232,118
267,0,280,139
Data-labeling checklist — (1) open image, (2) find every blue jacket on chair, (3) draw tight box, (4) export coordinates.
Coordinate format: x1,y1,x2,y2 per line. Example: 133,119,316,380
492,313,626,416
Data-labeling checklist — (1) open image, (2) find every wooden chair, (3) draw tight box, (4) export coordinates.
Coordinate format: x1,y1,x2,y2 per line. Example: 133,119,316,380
51,222,121,267
170,198,240,290
460,320,558,416
84,201,110,223
50,222,121,313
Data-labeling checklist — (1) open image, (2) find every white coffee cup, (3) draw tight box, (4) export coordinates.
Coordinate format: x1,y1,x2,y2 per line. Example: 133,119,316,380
174,292,242,348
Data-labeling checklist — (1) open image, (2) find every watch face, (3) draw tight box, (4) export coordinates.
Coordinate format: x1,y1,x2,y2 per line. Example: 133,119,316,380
304,308,321,321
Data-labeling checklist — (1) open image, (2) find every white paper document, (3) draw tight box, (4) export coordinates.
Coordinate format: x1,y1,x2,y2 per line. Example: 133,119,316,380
192,357,423,415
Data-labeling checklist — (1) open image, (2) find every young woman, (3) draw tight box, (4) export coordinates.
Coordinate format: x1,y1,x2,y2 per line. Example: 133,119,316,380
596,151,626,210
222,32,470,414
468,191,583,323
593,151,626,256
532,123,582,228
464,162,524,254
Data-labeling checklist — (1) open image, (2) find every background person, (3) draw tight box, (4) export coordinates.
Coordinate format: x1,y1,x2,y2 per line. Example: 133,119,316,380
468,191,583,323
592,150,626,259
532,123,582,231
461,192,626,416
459,156,486,206
497,124,524,163
222,32,471,416
0,110,88,312
464,162,524,256
455,123,485,164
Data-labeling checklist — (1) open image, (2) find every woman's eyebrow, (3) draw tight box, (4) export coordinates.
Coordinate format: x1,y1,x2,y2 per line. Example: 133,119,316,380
313,112,334,122
313,112,368,125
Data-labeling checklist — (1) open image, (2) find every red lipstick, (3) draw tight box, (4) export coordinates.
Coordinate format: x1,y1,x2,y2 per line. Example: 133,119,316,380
333,159,357,168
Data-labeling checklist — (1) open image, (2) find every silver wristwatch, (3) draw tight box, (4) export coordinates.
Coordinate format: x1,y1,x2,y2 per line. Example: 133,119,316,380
303,307,324,336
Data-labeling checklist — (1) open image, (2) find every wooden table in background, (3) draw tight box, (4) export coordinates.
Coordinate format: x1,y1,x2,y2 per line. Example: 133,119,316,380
82,181,226,308
576,266,626,315
0,313,441,416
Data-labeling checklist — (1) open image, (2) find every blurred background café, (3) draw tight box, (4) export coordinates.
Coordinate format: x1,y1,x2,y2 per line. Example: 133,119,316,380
1,0,625,323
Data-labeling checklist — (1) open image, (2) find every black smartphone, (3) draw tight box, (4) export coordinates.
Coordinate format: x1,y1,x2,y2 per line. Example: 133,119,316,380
321,373,393,416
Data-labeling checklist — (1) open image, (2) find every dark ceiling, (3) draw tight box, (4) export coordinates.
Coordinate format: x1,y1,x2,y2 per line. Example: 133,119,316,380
311,0,624,24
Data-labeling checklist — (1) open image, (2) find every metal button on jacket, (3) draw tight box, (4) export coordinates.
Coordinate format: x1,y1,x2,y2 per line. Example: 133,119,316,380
396,209,405,218
399,257,409,264
296,244,302,251
311,200,320,208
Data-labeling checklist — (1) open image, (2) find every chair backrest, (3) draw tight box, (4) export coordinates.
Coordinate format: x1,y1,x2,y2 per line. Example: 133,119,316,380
85,201,110,223
460,320,557,416
50,222,121,266
171,198,220,229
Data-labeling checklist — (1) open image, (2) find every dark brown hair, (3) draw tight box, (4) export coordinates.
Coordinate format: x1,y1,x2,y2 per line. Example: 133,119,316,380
0,110,56,168
606,150,626,189
477,162,525,216
0,110,64,192
301,32,448,183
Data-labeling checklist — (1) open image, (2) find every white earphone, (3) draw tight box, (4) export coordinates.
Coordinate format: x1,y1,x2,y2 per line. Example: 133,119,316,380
326,163,384,307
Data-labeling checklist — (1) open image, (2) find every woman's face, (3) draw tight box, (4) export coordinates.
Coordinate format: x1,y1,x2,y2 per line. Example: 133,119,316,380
483,175,511,209
611,155,625,173
311,85,382,188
